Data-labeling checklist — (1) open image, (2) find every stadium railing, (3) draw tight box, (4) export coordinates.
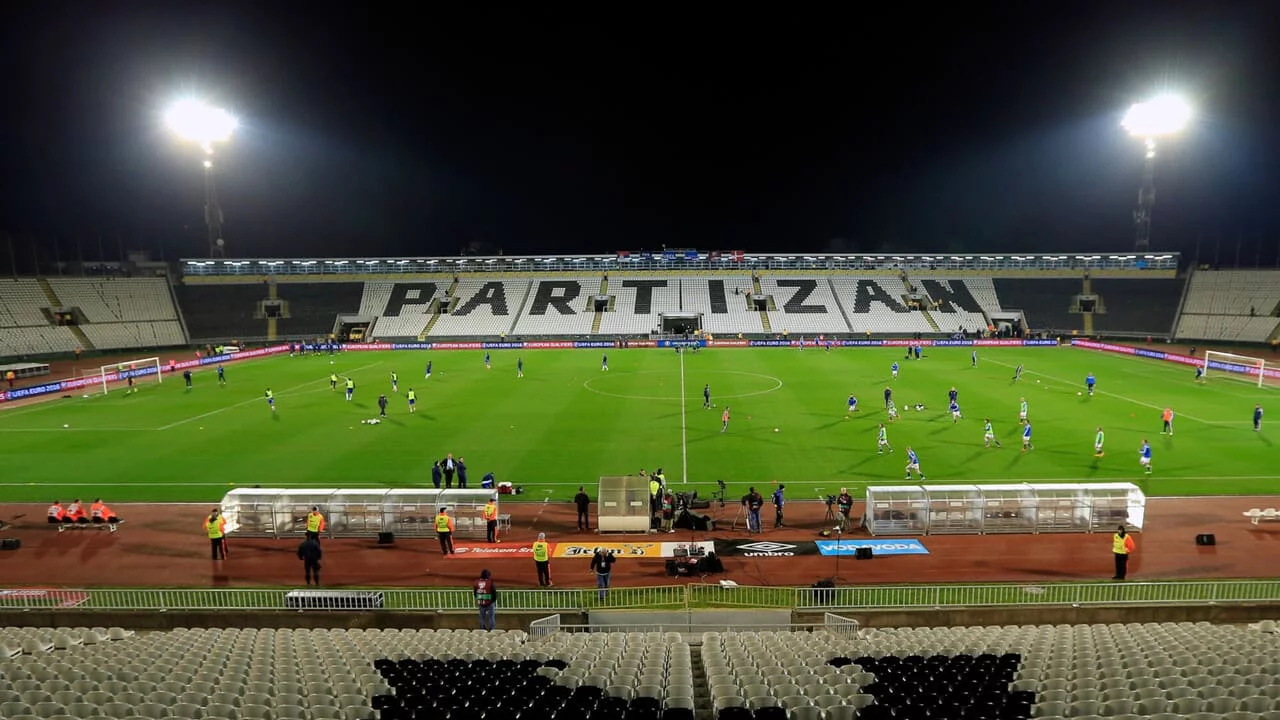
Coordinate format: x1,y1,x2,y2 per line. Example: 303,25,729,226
3,579,1279,612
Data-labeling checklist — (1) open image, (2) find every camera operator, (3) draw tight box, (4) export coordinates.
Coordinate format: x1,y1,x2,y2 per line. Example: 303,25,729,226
837,487,854,529
742,486,764,534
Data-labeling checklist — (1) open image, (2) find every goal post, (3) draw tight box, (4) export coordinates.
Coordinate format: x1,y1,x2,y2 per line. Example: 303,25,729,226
96,357,163,394
1204,350,1270,388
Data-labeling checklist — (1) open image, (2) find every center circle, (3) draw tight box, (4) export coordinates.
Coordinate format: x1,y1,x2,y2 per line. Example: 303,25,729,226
582,370,784,401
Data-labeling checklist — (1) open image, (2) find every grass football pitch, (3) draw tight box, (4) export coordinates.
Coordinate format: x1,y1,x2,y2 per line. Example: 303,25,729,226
0,346,1274,504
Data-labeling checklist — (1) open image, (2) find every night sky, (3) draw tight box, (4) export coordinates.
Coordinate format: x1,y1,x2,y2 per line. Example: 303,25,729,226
2,2,1279,266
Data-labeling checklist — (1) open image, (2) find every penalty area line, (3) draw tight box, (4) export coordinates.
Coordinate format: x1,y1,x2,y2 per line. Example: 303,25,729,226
986,359,1228,425
155,361,383,431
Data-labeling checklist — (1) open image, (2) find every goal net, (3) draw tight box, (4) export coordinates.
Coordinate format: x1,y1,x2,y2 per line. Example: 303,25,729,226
1203,350,1277,388
93,357,164,395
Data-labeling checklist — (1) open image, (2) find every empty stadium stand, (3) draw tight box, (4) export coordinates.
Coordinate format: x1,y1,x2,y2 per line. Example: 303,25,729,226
276,283,364,338
5,622,1280,720
361,280,443,339
683,278,761,335
1176,270,1280,343
0,278,186,357
174,284,266,340
916,279,990,334
512,277,601,336
1091,279,1184,336
429,279,531,337
991,279,1082,333
757,278,851,335
45,279,177,323
597,278,681,336
174,283,363,341
830,278,933,335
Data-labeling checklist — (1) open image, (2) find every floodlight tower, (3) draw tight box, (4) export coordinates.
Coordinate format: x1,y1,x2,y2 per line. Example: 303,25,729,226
165,99,238,258
1121,95,1191,252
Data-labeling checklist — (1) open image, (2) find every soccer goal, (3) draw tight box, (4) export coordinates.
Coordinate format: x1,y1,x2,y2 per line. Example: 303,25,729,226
94,357,164,394
1204,350,1275,388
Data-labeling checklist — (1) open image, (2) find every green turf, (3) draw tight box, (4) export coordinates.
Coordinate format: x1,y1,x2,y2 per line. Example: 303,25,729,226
0,346,1275,503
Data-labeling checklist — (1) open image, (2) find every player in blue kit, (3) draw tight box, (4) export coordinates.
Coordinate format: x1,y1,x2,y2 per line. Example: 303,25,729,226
949,400,962,423
904,447,925,480
948,387,958,404
1195,365,1205,382
891,361,899,379
1254,404,1264,432
847,394,858,414
425,360,432,379
1139,439,1152,473
703,384,711,409
216,364,226,386
1086,373,1096,396
1021,421,1033,452
484,352,491,370
883,386,892,408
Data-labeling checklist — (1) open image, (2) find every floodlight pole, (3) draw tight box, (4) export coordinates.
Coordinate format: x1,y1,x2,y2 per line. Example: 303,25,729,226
203,152,226,258
1133,139,1157,252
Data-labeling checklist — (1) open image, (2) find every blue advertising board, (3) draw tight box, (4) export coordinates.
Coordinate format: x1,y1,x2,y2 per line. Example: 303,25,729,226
815,538,930,556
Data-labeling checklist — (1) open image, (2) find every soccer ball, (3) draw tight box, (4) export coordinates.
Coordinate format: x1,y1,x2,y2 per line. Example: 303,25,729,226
1077,391,1082,396
63,424,69,429
330,360,335,365
774,428,780,433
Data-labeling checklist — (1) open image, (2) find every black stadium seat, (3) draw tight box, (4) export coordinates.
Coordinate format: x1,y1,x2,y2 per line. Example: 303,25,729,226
834,653,1028,720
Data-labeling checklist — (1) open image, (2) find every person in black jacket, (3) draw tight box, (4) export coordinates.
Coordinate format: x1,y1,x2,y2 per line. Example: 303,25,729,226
574,486,591,531
457,457,469,488
590,548,616,600
431,461,443,489
442,454,456,488
297,536,323,586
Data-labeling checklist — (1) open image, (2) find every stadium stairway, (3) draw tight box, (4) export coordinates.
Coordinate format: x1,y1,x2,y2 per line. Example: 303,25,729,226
37,278,61,307
920,309,940,332
760,309,772,333
418,306,442,341
1081,275,1094,336
593,276,607,333
68,325,95,351
826,279,857,333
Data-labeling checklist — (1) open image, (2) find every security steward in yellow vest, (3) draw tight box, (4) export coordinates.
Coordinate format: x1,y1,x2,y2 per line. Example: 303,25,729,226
648,476,661,525
305,506,326,541
482,498,499,543
204,508,227,561
532,532,553,587
1112,525,1136,580
435,507,456,555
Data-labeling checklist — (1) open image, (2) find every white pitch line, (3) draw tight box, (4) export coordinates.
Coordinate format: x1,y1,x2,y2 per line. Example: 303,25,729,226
986,359,1233,426
6,474,1279,491
155,362,383,431
679,348,689,484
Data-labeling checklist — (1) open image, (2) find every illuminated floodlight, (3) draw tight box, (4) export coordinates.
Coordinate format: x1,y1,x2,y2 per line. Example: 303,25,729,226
165,99,238,151
1121,95,1192,139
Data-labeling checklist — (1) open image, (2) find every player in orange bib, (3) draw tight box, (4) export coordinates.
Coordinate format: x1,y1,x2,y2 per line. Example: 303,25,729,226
721,407,731,433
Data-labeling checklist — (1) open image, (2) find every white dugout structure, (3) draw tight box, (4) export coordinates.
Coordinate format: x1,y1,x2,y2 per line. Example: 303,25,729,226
863,482,1146,536
219,488,508,540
